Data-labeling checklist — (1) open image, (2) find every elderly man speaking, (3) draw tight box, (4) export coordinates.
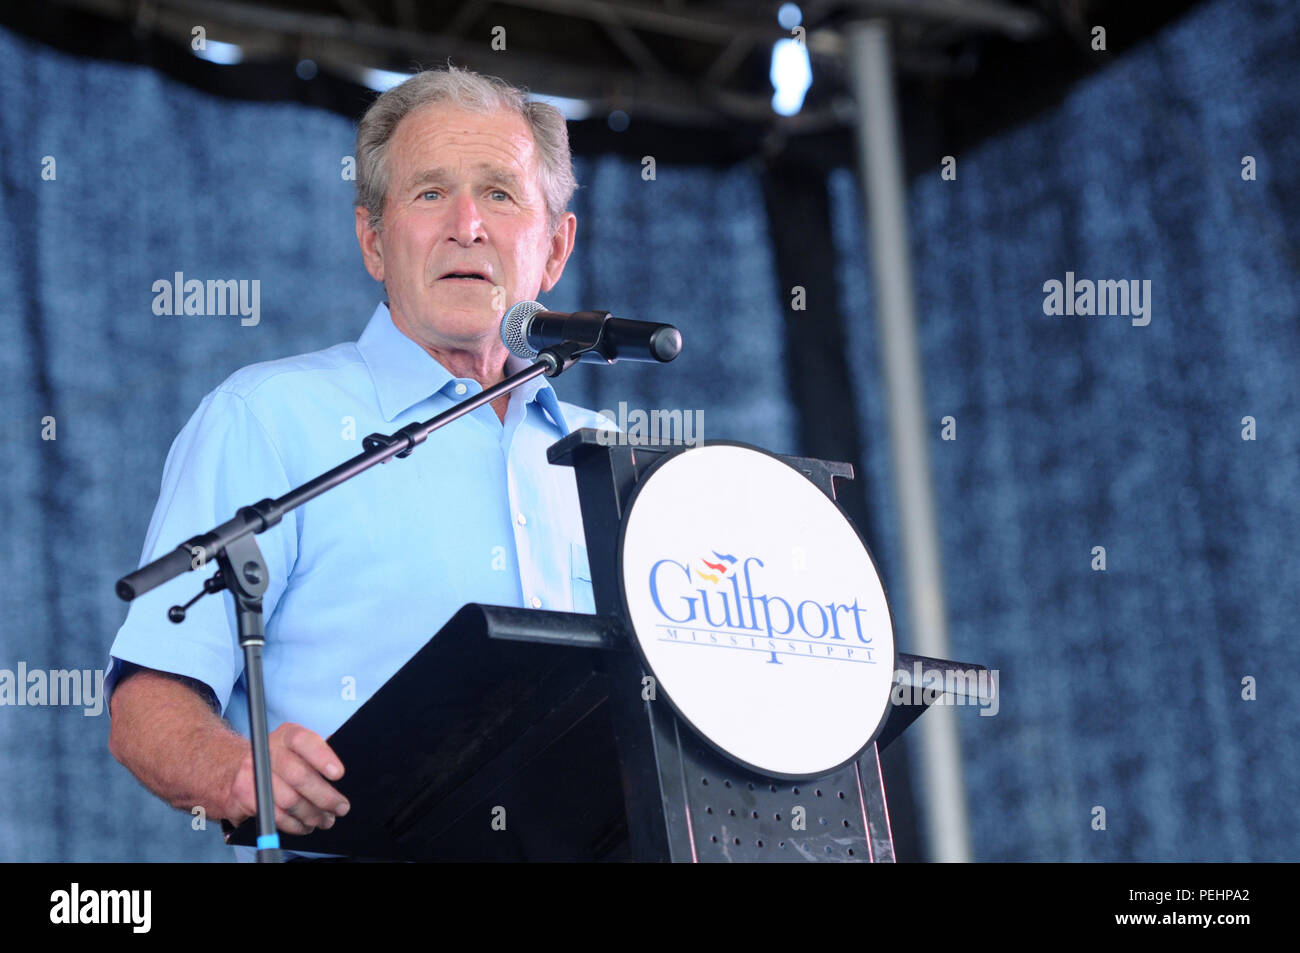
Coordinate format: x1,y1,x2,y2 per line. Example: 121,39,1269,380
106,66,611,857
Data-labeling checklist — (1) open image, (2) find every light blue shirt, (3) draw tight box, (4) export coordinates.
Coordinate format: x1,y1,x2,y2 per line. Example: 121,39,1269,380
109,300,611,767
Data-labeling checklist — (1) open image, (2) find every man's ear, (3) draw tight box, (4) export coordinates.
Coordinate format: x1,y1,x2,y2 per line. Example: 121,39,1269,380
539,212,577,293
355,206,385,282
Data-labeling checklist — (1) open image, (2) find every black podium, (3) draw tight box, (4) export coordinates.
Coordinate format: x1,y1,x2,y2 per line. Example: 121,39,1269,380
229,430,988,862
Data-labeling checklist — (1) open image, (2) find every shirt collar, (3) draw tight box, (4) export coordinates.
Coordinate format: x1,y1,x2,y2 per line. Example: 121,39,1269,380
356,302,569,433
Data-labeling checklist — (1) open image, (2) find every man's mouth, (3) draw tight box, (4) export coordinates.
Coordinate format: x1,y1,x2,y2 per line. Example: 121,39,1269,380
438,270,492,282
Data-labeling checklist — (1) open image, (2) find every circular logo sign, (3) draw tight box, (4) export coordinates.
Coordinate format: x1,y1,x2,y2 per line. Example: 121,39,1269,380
619,443,896,778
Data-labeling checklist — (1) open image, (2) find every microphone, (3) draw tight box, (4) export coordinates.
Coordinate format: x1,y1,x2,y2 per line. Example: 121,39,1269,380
501,301,682,364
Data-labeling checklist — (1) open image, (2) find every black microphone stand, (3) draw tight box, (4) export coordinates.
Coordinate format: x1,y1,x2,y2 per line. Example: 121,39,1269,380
115,340,592,863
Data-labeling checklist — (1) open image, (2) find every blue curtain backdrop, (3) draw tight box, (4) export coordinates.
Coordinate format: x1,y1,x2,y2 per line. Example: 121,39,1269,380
1,0,1295,861
831,0,1298,861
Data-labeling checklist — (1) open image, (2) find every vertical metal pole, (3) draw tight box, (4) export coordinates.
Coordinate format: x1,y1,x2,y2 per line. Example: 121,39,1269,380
845,18,973,862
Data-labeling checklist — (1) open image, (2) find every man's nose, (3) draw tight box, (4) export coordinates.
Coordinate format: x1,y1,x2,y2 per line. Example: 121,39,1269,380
449,192,485,246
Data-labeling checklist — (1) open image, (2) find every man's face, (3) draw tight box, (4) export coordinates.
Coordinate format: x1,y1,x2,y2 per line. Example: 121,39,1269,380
355,103,576,356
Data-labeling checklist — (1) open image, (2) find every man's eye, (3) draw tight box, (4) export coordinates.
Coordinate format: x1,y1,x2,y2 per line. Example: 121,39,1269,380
490,189,509,201
420,190,440,200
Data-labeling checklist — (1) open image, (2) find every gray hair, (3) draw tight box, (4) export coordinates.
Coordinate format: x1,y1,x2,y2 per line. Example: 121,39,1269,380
355,65,577,234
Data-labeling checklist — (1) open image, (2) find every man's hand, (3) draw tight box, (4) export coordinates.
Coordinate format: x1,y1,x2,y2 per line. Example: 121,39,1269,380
223,723,350,835
109,668,352,835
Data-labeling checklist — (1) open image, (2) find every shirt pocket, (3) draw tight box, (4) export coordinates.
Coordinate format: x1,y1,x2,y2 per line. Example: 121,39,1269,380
570,541,595,614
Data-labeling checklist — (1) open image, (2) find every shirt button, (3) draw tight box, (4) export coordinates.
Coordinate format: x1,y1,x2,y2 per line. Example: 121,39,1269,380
453,382,468,395
516,512,527,526
530,596,542,609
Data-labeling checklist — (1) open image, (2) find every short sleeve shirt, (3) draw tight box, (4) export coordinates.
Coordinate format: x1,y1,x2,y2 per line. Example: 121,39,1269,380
108,302,611,743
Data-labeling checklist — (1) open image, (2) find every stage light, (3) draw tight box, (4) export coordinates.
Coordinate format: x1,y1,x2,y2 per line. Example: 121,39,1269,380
192,39,242,66
770,38,812,116
359,67,413,92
